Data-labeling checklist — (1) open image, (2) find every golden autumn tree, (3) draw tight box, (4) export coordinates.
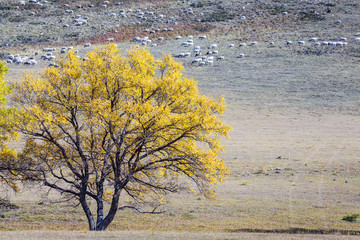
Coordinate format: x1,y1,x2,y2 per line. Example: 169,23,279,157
12,44,230,231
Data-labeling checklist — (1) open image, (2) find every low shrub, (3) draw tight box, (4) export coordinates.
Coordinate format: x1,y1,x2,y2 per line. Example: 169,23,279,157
342,214,359,222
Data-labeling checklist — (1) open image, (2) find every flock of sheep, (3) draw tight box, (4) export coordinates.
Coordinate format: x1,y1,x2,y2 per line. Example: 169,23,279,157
5,30,360,68
4,0,360,68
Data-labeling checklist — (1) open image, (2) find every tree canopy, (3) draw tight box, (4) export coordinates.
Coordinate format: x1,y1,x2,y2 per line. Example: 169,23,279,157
11,44,230,230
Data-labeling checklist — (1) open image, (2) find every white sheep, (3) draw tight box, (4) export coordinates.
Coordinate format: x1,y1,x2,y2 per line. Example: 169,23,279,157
174,35,182,40
209,44,217,49
199,35,207,39
248,41,257,46
192,58,202,64
84,43,91,48
228,44,235,48
237,54,245,58
297,41,305,45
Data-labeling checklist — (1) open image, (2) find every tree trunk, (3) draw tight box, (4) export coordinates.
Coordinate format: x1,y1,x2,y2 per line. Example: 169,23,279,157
95,187,121,230
80,196,95,231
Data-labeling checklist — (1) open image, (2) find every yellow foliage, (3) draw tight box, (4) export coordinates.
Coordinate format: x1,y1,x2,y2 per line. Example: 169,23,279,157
0,61,21,191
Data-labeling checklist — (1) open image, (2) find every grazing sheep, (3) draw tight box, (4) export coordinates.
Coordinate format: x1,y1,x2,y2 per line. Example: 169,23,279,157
239,42,247,47
309,37,318,42
209,44,218,49
193,49,200,54
43,48,56,52
199,35,207,39
228,44,235,48
248,41,257,46
174,53,185,58
84,43,91,48
181,42,190,47
237,54,245,58
174,35,182,40
217,56,225,60
192,58,202,64
297,41,305,45
286,41,292,45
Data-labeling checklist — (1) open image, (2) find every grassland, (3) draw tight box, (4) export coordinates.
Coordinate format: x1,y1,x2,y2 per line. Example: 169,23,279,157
1,0,360,239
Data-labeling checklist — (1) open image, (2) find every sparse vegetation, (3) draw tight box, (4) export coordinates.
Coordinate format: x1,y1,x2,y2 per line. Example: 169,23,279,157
299,10,325,21
0,198,19,210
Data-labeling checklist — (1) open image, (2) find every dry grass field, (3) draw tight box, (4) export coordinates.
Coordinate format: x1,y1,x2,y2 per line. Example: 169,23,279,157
1,0,360,239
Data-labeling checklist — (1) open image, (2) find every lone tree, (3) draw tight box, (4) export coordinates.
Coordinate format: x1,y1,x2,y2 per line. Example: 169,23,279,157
12,44,230,231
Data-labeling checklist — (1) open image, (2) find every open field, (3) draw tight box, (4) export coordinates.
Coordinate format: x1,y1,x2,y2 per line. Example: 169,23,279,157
1,0,360,238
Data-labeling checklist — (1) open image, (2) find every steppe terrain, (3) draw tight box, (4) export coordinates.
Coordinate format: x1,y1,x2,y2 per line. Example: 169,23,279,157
1,0,360,239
